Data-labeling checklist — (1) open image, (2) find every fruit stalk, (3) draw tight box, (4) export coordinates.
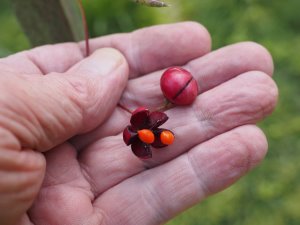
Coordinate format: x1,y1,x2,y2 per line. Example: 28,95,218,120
118,103,133,114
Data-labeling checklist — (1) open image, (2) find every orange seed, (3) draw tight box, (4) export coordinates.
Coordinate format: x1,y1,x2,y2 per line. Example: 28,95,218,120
138,129,155,144
160,130,174,145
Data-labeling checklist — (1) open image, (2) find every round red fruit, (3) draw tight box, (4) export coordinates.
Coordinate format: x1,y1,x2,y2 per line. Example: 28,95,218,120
160,67,199,105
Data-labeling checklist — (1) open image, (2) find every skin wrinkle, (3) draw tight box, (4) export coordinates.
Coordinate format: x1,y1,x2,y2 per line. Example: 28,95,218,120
40,183,93,203
0,105,39,150
40,164,87,190
8,174,42,203
32,76,84,149
185,152,210,198
187,148,221,196
221,154,249,186
142,178,168,224
166,156,204,206
165,165,197,215
62,76,89,127
228,131,253,173
19,214,35,225
78,161,98,200
120,85,143,110
0,127,20,150
86,206,105,225
26,43,84,75
206,72,276,128
10,87,49,150
25,51,46,75
232,128,268,170
0,170,37,193
0,149,41,172
3,53,42,75
192,98,216,124
41,149,90,192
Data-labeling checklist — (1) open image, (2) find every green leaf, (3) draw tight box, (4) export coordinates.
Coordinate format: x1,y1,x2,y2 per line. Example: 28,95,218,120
11,0,84,46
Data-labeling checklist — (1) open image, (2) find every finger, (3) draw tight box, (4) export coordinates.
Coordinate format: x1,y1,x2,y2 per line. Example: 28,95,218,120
93,125,268,225
0,147,45,224
72,42,274,149
0,48,128,151
0,22,211,76
77,71,278,195
119,41,274,110
87,22,211,77
189,41,274,91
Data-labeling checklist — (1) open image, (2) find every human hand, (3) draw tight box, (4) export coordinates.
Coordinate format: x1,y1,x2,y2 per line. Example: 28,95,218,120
0,22,277,225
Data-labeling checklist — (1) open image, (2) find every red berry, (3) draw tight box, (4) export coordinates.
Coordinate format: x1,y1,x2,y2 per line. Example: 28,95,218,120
160,67,199,105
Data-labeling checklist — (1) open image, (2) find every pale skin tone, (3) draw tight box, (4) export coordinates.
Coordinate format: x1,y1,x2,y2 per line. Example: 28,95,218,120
0,22,278,225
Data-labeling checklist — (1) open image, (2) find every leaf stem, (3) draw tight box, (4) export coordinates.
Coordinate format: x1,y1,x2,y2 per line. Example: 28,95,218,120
77,0,90,56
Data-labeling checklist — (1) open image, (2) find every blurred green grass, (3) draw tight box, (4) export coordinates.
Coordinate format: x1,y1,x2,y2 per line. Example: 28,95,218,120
1,0,300,224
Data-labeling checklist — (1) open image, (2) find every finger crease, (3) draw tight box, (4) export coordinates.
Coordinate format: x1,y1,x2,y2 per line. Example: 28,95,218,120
24,51,46,75
79,162,98,201
186,151,210,197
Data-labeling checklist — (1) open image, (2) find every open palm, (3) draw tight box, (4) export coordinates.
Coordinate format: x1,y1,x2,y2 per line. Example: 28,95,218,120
0,22,277,225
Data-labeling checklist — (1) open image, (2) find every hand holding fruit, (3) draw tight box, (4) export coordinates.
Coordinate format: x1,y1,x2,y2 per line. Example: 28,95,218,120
0,22,277,225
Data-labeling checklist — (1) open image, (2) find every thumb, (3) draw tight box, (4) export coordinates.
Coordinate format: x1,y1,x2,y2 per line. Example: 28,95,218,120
65,47,129,133
0,47,128,151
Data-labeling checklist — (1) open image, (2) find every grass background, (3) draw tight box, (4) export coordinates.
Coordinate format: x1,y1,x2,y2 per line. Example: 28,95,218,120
1,0,300,224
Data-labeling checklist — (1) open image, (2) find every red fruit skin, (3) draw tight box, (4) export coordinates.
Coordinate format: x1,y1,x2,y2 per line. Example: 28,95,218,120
160,67,199,105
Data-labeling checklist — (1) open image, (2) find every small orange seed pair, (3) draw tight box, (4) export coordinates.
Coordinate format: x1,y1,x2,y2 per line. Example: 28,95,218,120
137,129,174,145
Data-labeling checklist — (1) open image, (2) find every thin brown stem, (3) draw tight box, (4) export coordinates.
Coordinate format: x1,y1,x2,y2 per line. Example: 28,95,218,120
155,100,173,112
118,103,133,114
77,0,90,56
134,0,169,7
